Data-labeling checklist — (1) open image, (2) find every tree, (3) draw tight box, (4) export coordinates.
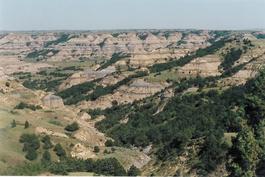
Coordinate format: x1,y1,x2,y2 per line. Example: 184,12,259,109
19,133,40,161
48,162,68,175
228,127,260,177
94,146,100,153
94,158,126,176
24,121,29,129
64,122,79,132
256,119,265,159
41,150,51,163
11,119,16,128
19,134,40,151
105,140,114,147
25,149,38,161
54,143,66,157
41,135,53,149
127,165,141,176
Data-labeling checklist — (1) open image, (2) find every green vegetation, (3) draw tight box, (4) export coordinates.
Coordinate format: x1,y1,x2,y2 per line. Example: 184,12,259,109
53,143,66,158
14,102,42,111
127,165,141,176
11,119,16,128
105,139,114,147
26,49,59,60
48,119,62,126
6,156,129,176
220,48,242,71
49,157,126,175
94,68,265,175
57,79,97,104
98,52,131,70
64,122,79,132
44,33,72,47
19,134,40,161
149,38,231,73
41,135,53,149
58,71,148,105
24,121,29,129
98,38,107,48
137,32,148,40
41,150,51,164
19,66,80,92
255,34,265,39
94,146,100,153
86,108,104,119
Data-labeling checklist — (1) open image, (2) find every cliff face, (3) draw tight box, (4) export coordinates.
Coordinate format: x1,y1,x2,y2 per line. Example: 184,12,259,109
0,31,211,67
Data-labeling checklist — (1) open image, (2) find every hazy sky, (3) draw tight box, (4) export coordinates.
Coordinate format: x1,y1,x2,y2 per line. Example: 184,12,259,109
0,0,264,31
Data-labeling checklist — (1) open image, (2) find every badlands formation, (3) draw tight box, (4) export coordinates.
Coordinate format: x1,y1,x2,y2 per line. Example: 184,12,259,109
1,30,265,176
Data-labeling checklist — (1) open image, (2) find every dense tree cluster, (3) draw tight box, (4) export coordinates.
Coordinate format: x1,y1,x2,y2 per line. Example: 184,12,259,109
14,102,42,111
149,38,231,73
19,134,40,161
98,52,131,70
220,48,243,71
95,68,265,175
58,71,147,105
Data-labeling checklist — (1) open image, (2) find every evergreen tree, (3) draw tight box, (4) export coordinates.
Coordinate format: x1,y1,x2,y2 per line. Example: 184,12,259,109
127,165,141,176
11,119,16,128
41,135,53,149
24,121,29,129
41,150,51,163
256,119,265,159
25,149,38,161
228,127,260,177
54,143,66,157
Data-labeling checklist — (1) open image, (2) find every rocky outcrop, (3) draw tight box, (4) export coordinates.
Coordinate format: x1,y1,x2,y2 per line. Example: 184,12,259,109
178,55,221,77
71,143,96,159
0,31,211,68
73,129,106,146
42,94,64,109
35,126,68,138
58,66,116,90
80,79,167,110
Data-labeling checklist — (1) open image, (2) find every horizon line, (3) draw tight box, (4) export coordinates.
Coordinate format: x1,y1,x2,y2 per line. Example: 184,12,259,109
1,28,265,33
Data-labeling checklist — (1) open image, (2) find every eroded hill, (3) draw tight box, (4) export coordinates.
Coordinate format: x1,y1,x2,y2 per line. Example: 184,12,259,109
1,30,265,176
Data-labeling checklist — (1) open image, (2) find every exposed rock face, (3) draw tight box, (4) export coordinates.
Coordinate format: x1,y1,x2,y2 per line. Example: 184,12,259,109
59,66,116,90
80,79,167,110
78,112,91,121
42,94,64,109
0,67,9,81
0,31,211,67
35,126,68,138
219,41,265,86
0,56,51,75
73,129,106,146
71,143,96,159
178,55,221,77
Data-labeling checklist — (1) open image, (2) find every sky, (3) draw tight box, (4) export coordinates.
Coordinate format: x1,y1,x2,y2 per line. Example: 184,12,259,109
0,0,264,31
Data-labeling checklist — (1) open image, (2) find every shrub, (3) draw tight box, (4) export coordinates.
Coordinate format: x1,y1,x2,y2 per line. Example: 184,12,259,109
14,102,42,111
19,133,40,161
64,122,79,132
94,146,100,153
11,119,16,128
25,150,38,161
127,165,141,176
105,140,114,147
41,150,51,163
54,143,66,157
41,135,53,149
